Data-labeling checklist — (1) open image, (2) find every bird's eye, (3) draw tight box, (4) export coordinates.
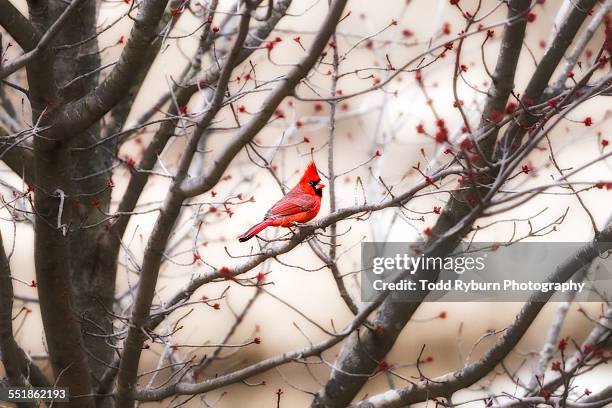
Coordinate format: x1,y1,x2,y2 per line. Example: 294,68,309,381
309,180,316,186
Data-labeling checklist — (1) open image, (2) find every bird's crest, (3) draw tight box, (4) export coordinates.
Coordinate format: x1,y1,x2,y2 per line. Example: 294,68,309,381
300,161,320,183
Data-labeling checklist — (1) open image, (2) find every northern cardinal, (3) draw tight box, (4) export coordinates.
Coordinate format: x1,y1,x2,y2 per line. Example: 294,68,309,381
238,161,325,242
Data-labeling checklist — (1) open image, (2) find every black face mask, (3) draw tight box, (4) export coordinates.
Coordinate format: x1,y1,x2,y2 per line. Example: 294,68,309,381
308,179,323,197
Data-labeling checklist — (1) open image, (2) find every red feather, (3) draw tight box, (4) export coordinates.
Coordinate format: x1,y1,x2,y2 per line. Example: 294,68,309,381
266,191,317,218
238,162,324,242
300,161,320,185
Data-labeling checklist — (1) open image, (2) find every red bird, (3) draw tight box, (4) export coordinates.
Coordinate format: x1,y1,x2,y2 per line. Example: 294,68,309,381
238,162,325,242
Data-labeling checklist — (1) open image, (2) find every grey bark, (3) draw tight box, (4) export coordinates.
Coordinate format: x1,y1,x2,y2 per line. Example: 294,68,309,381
0,0,608,407
312,1,598,406
0,230,48,407
350,224,612,407
312,1,531,405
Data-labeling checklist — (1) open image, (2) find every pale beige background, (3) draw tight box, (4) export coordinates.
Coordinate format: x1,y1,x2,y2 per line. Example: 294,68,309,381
1,0,611,406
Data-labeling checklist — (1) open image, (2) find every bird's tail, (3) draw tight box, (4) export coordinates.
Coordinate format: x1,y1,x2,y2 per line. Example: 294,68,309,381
238,220,273,242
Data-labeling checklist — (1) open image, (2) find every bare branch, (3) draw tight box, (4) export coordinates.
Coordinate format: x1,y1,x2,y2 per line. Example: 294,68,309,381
0,230,49,392
180,0,350,197
312,1,532,405
114,8,255,407
134,291,386,401
349,222,612,408
0,0,39,51
0,0,87,79
49,0,173,138
110,0,294,242
549,0,612,94
0,124,34,182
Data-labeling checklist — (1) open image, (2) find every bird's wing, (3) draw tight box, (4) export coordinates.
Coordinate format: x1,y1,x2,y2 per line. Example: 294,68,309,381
265,191,316,219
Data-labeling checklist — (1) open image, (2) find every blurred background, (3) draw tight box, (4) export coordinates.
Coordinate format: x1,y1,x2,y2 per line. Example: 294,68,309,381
2,0,611,406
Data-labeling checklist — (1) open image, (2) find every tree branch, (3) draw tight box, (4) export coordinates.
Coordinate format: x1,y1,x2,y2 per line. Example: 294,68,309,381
0,0,86,79
49,0,172,138
529,306,612,398
133,291,386,401
114,3,348,405
311,1,531,406
349,222,612,408
0,124,35,183
496,0,597,158
0,0,39,51
109,0,294,243
99,0,193,141
146,166,462,337
180,0,350,197
114,9,254,407
0,230,49,394
548,0,612,95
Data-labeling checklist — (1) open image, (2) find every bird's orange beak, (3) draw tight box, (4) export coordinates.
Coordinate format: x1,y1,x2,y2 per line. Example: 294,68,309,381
316,183,326,190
